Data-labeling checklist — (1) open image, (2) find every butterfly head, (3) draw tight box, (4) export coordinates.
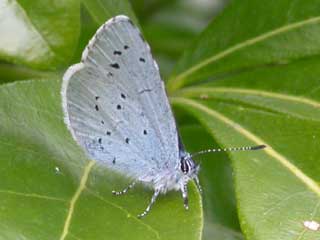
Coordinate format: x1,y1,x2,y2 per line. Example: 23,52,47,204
180,154,200,179
177,153,202,195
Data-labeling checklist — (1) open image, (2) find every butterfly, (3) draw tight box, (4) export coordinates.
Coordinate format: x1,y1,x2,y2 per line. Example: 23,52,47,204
61,15,265,218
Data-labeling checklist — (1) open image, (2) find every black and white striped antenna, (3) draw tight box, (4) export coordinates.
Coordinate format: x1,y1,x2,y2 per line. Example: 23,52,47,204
190,145,266,158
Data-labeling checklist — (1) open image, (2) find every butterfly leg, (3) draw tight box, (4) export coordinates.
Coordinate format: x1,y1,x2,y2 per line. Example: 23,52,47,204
193,176,202,194
181,184,189,210
138,189,160,218
112,181,136,196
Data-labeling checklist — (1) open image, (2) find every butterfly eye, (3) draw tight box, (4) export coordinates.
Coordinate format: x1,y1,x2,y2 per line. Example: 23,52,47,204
180,159,189,174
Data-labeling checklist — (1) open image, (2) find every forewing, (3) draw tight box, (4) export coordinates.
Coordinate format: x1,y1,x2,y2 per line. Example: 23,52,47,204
62,16,179,180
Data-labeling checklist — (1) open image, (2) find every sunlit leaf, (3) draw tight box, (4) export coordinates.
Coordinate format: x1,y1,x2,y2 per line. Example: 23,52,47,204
0,0,80,70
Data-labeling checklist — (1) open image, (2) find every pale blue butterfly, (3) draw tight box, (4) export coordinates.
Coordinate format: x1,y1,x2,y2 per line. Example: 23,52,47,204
61,15,265,218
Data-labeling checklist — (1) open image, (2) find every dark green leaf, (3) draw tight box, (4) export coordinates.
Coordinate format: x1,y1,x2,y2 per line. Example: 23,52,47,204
168,0,320,92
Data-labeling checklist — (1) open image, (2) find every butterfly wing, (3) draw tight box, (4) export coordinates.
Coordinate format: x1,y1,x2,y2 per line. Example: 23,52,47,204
62,16,179,181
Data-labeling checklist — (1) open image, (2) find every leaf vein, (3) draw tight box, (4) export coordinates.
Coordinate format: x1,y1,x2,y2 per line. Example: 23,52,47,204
171,97,320,197
59,160,95,240
0,189,67,202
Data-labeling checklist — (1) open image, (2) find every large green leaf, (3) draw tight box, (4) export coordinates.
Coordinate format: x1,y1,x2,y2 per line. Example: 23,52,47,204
167,0,320,239
0,79,202,240
0,0,80,70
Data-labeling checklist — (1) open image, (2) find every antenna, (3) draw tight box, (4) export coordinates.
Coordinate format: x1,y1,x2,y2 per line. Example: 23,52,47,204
190,144,266,158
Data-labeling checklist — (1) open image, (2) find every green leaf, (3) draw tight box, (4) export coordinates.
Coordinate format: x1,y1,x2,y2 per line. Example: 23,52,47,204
167,0,320,239
167,0,320,92
0,0,80,70
0,79,202,240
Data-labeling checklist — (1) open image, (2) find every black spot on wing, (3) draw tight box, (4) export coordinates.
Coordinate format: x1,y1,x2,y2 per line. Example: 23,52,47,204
124,45,129,50
107,72,113,77
125,138,129,144
95,105,99,111
95,96,100,100
121,93,126,99
106,131,111,136
112,157,116,164
113,50,122,55
143,130,147,135
139,57,145,62
110,63,120,69
117,104,122,110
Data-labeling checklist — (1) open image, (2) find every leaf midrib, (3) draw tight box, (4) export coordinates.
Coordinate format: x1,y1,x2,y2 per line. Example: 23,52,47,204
168,16,320,92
